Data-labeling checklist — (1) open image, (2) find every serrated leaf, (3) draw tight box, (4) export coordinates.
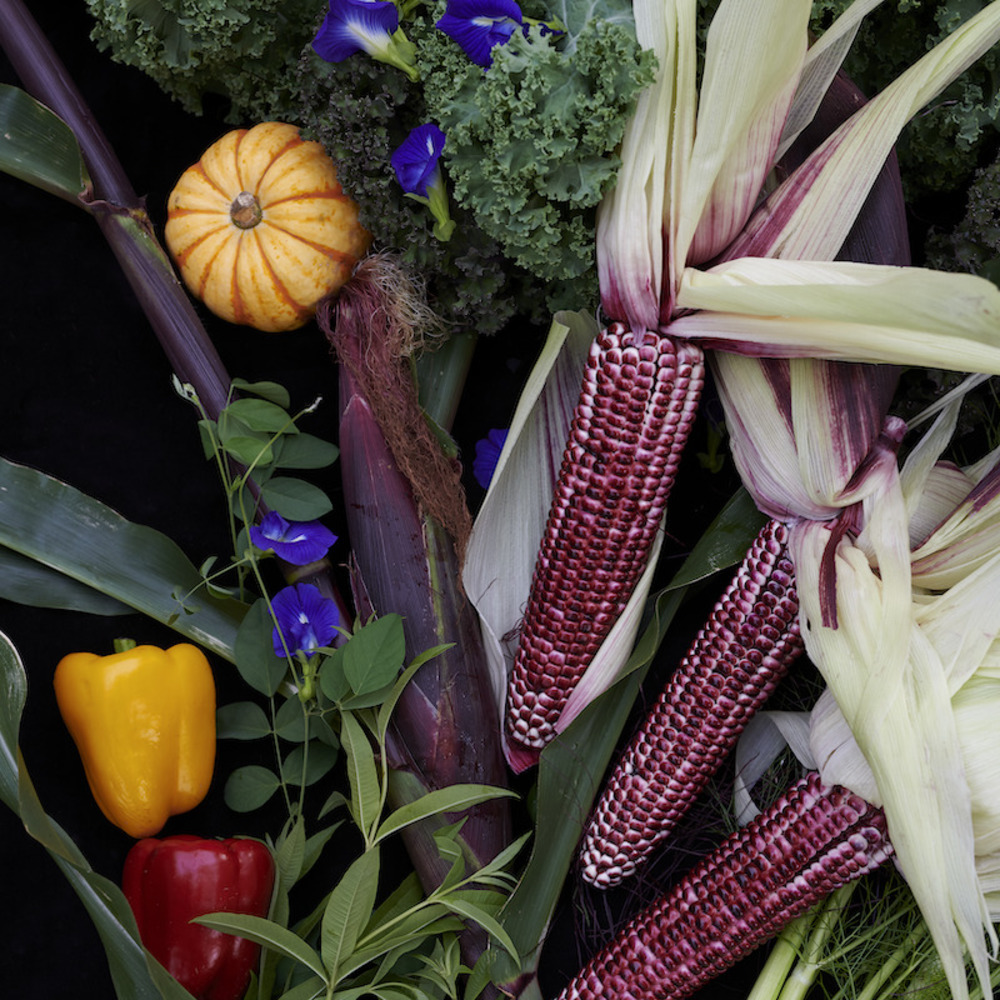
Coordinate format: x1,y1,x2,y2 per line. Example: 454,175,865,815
224,765,281,812
261,477,334,520
194,913,327,981
339,711,381,838
344,614,406,696
321,847,381,984
216,701,272,740
275,814,307,890
375,785,516,845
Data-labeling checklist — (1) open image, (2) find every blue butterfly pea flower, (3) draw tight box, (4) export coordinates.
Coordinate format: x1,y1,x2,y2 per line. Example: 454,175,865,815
473,428,509,489
313,0,419,81
250,511,338,566
391,124,456,240
271,583,341,658
435,0,524,68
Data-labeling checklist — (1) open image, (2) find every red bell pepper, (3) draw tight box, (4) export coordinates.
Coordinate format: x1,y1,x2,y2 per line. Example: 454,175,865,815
123,834,275,1000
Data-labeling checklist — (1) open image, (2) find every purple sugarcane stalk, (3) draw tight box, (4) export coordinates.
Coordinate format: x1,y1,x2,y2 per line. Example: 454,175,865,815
505,325,704,766
560,771,893,1000
579,518,803,887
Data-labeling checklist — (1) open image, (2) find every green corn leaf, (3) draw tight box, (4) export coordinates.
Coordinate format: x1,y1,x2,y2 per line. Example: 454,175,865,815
0,84,91,202
374,784,517,845
194,913,328,982
321,847,381,984
0,546,131,615
339,710,382,838
0,457,247,660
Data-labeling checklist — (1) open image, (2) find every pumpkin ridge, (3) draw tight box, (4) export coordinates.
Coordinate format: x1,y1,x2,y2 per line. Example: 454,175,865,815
264,190,352,208
190,160,235,202
260,222,360,265
254,230,316,318
254,135,307,195
172,222,230,267
230,232,250,325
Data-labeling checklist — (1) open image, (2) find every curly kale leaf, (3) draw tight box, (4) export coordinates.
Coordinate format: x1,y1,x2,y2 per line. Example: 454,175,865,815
85,0,320,114
421,1,655,298
925,151,1000,283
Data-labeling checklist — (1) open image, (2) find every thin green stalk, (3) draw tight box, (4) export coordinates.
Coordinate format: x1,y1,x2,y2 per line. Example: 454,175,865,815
745,908,823,1000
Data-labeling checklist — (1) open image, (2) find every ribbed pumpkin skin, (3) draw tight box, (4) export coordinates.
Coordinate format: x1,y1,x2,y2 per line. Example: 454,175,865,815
165,122,370,332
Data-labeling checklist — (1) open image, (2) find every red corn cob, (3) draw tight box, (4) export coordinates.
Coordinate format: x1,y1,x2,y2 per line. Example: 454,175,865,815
560,771,893,1000
580,518,803,887
505,325,705,767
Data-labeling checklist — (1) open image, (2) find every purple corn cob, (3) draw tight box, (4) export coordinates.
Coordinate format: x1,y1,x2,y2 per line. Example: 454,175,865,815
580,519,803,887
505,325,705,768
560,771,893,1000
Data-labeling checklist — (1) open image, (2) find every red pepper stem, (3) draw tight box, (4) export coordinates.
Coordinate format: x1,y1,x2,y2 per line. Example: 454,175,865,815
113,637,137,654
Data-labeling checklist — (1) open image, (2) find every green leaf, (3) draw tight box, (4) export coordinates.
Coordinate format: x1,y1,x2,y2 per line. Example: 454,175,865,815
275,433,340,470
216,701,272,740
197,419,218,460
194,913,328,982
235,599,288,696
319,646,351,703
0,457,247,660
225,398,297,434
274,695,308,741
318,790,349,820
282,742,338,787
224,765,281,812
277,977,326,1000
339,711,381,838
0,547,131,615
375,785,516,845
321,847,381,984
301,824,340,882
344,614,406,695
665,487,767,591
275,815,308,891
222,434,276,468
260,477,334,520
231,379,292,409
0,84,90,202
440,897,518,963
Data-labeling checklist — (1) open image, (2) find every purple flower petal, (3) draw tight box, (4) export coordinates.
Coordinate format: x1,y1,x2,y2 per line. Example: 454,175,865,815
391,123,447,197
272,583,341,657
250,511,338,565
473,428,509,489
312,0,400,62
436,0,523,67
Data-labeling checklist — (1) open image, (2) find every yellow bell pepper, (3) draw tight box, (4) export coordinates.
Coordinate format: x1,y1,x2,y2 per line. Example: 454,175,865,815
54,639,216,838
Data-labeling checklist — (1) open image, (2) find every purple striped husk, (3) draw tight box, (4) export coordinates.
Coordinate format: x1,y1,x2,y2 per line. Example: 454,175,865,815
505,325,705,769
580,518,803,886
560,772,892,1000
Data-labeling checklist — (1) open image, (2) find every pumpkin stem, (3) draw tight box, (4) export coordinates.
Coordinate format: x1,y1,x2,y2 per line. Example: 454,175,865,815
230,191,262,229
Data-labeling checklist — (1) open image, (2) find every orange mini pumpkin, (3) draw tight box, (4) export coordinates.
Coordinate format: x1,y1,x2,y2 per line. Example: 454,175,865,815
165,122,371,332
